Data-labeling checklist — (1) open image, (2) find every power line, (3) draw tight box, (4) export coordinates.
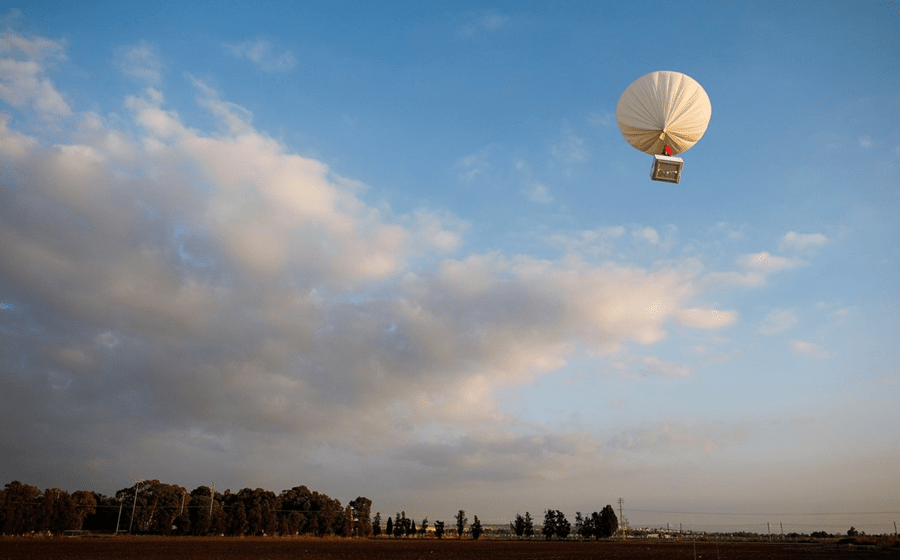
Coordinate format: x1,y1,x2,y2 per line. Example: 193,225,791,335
627,508,900,517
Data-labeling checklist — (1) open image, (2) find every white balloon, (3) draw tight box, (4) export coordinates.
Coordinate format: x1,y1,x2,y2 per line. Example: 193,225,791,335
616,71,711,156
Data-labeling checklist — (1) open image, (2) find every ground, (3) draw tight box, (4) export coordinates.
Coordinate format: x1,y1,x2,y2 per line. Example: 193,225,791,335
0,536,897,560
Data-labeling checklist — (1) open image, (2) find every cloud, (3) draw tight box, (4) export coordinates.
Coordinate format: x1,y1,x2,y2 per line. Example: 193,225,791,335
523,181,552,203
707,251,804,287
551,126,588,167
114,40,164,85
609,419,746,454
759,308,797,335
642,356,691,378
456,146,493,183
675,308,737,329
0,28,786,496
790,340,832,359
223,39,297,73
779,231,828,252
0,29,69,117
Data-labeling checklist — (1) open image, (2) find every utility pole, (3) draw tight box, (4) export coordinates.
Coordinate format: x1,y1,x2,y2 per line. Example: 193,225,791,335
780,521,784,540
209,482,216,524
618,498,625,540
767,522,771,542
115,497,124,534
129,479,144,534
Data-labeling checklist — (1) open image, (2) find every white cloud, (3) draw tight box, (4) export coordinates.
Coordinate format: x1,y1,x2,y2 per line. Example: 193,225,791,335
675,308,738,329
779,231,829,252
632,226,659,245
707,251,804,287
223,39,297,73
115,40,164,85
0,27,838,505
0,30,69,117
759,308,797,335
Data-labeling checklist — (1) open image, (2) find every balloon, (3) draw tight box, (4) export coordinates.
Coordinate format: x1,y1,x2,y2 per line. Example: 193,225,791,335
616,71,711,156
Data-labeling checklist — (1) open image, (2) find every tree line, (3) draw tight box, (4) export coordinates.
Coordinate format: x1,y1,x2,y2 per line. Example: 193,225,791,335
2,479,620,542
373,510,486,540
509,506,618,540
0,480,371,537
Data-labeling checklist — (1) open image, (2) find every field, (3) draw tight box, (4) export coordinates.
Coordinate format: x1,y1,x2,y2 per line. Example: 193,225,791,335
1,537,898,560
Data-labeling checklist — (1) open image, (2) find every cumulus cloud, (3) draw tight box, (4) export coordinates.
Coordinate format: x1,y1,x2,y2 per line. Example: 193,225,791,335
0,29,761,494
0,29,69,117
223,39,297,73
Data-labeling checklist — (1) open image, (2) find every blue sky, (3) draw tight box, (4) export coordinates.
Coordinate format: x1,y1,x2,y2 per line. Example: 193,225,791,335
0,1,898,534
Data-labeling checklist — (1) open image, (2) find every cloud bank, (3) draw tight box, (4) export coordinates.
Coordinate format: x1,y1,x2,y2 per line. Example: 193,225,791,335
0,29,804,506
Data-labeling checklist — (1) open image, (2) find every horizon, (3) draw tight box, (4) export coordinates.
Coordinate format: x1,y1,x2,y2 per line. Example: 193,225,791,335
0,0,898,538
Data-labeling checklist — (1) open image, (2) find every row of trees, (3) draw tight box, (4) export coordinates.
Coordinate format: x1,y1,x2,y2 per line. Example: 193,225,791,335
3,479,618,542
0,482,97,535
510,505,619,540
0,480,371,537
373,510,485,539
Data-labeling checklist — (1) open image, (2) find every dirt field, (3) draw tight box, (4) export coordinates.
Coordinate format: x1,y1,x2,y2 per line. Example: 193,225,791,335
1,536,897,560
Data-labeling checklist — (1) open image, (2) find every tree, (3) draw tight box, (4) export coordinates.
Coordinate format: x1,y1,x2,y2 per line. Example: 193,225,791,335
393,512,403,537
598,504,618,539
847,526,859,537
227,501,248,536
419,517,429,536
1,481,41,535
524,512,534,538
349,497,373,537
189,486,213,535
434,520,445,539
373,512,382,537
385,515,393,537
340,505,354,537
471,515,483,540
36,488,76,534
511,513,526,537
455,509,467,537
542,510,556,540
554,510,571,540
72,491,96,531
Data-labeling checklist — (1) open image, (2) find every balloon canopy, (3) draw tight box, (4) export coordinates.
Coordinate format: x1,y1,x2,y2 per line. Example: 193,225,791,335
616,71,711,156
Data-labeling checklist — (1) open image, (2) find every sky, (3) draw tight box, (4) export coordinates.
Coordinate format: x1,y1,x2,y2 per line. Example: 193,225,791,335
0,0,898,535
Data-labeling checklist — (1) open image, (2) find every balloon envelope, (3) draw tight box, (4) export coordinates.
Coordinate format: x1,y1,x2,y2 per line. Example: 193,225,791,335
616,71,711,156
